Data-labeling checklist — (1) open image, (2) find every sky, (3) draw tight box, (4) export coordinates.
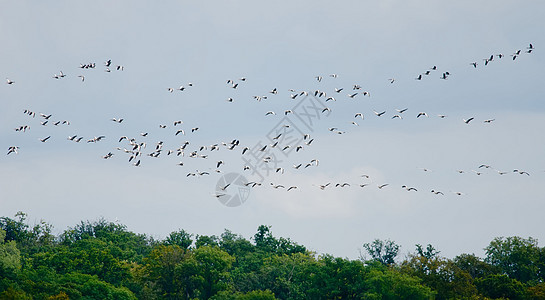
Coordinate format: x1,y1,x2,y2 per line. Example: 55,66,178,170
1,1,544,260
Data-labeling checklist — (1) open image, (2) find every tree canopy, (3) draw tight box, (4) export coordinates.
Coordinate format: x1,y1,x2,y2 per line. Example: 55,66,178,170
1,212,544,299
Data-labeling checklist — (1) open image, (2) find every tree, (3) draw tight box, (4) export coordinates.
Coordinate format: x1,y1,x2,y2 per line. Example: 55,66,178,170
362,239,400,265
484,236,542,283
0,228,21,274
196,235,219,248
415,244,440,260
253,225,277,253
453,253,497,279
164,230,193,250
401,246,477,299
363,262,436,299
142,244,187,299
475,274,526,299
191,246,235,298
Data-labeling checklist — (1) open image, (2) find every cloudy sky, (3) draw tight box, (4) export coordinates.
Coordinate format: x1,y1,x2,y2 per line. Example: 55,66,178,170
1,1,544,260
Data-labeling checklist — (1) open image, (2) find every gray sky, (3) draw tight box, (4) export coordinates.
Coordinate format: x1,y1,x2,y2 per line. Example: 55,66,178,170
1,1,544,260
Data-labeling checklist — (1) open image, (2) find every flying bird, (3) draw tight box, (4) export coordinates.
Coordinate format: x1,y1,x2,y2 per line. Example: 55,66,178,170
39,136,51,142
463,117,474,124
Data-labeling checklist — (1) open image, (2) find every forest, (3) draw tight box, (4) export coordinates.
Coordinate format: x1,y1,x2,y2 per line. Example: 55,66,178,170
1,212,544,299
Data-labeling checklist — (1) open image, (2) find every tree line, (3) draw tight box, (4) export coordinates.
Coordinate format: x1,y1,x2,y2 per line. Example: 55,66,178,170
1,212,544,299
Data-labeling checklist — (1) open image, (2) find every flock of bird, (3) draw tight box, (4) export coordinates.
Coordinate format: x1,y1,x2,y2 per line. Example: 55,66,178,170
3,43,540,201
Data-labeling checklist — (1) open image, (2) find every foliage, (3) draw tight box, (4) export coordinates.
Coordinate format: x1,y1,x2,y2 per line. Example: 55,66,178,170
362,239,400,265
1,212,545,299
484,236,543,283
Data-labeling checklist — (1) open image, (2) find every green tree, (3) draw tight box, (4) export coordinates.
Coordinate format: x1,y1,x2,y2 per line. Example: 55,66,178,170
453,253,497,279
475,274,526,299
164,230,193,250
191,246,235,298
219,229,254,257
363,261,436,299
484,236,542,283
362,239,400,265
196,235,219,248
401,247,477,299
0,228,21,276
142,244,187,299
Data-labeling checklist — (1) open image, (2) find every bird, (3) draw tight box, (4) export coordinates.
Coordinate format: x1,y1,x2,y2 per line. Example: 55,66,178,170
388,78,395,84
416,112,428,118
431,190,444,195
378,183,389,189
6,78,14,85
348,93,358,98
470,62,478,68
265,111,276,116
391,115,403,120
415,74,422,80
354,113,364,119
39,136,51,143
484,119,495,123
318,183,331,190
401,185,418,192
287,186,297,191
7,146,19,155
513,169,530,176
463,117,474,124
111,118,123,123
396,108,408,114
373,111,386,117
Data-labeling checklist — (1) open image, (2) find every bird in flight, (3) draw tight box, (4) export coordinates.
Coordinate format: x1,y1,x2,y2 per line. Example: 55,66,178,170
7,146,19,155
39,136,51,142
